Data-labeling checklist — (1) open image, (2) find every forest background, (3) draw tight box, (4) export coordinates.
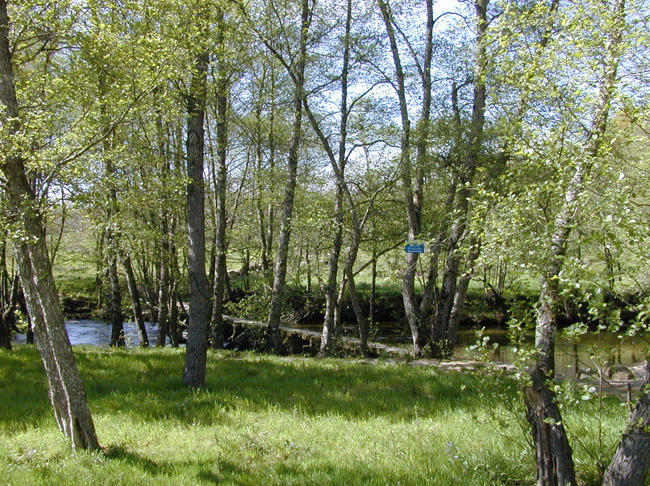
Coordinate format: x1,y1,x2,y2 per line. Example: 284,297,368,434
2,0,650,484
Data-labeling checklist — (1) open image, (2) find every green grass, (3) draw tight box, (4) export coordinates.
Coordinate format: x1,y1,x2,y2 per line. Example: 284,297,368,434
0,347,628,485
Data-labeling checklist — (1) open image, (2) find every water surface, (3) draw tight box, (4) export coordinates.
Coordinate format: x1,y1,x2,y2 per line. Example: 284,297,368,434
14,320,158,347
14,320,649,377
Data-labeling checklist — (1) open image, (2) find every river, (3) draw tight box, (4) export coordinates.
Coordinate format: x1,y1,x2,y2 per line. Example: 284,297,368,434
13,320,648,377
13,320,159,347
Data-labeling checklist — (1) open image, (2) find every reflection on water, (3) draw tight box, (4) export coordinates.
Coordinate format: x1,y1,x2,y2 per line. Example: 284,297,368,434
454,329,650,377
14,320,158,348
13,320,650,376
295,322,650,376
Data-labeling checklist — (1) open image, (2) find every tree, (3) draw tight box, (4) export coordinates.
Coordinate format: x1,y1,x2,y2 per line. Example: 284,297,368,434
209,4,230,350
377,0,490,358
0,0,99,450
493,0,642,482
246,0,312,354
183,20,212,386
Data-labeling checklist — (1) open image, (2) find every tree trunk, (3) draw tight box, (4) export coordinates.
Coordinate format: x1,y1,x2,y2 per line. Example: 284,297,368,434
14,234,100,451
121,254,148,348
267,0,310,354
0,311,10,350
265,63,277,282
169,280,180,348
0,242,11,349
419,181,455,323
447,240,480,347
347,266,370,358
318,24,350,352
107,240,125,347
183,48,212,388
378,0,437,357
0,0,99,449
378,0,421,357
525,0,625,480
96,57,125,349
430,0,488,358
320,182,344,357
211,6,228,350
603,361,650,486
524,366,576,486
369,252,377,325
156,230,171,347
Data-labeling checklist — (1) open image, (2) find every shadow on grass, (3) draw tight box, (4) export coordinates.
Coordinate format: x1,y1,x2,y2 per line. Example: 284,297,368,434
82,348,515,424
105,443,247,485
0,347,51,429
103,441,481,486
1,346,518,430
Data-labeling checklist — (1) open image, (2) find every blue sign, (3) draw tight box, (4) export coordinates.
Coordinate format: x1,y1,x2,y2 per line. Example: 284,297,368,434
405,244,425,253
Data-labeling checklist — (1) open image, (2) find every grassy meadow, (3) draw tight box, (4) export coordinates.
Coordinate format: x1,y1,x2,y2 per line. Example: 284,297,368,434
0,346,629,485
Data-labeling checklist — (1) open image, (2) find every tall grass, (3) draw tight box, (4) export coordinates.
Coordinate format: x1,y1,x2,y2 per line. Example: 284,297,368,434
0,347,626,485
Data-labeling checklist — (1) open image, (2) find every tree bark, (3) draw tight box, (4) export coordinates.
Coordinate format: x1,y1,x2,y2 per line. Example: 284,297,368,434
156,227,171,347
447,239,480,346
121,254,148,348
183,48,212,388
0,310,11,349
0,0,99,449
524,365,576,486
267,0,310,354
319,0,353,357
525,0,625,481
169,279,180,348
0,240,11,349
377,0,422,356
346,248,370,357
320,181,344,356
97,60,125,348
107,241,125,347
211,6,228,350
430,0,488,358
603,361,650,486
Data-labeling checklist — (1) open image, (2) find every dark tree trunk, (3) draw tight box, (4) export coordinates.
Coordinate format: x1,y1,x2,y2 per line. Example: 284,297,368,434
265,63,277,282
378,0,435,357
347,267,370,358
95,233,105,310
369,253,377,325
447,240,480,346
122,254,148,348
0,0,99,449
211,7,228,350
169,280,180,348
0,237,11,349
19,285,34,344
183,49,212,388
299,0,369,358
0,311,10,349
524,366,576,486
430,0,487,358
378,0,419,356
97,61,125,349
603,361,650,486
156,236,170,347
107,242,125,347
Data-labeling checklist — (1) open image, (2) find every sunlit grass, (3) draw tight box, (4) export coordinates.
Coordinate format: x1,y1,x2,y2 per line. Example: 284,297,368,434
0,346,627,485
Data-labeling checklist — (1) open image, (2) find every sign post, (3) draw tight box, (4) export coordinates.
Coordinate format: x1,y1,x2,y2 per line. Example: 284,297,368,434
404,243,425,254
